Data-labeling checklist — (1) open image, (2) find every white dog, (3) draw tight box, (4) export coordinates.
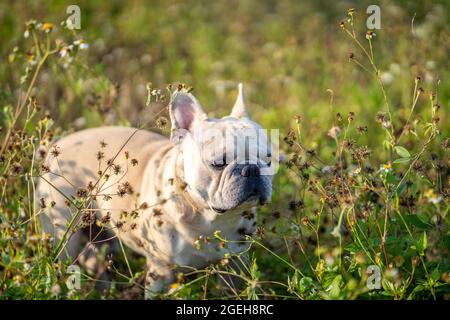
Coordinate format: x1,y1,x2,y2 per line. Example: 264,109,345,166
37,84,273,296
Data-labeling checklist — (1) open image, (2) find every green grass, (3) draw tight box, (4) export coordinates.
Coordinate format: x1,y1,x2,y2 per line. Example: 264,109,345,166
0,0,449,299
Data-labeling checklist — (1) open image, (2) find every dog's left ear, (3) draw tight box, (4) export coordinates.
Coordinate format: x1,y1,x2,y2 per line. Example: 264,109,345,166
230,83,249,119
169,91,207,142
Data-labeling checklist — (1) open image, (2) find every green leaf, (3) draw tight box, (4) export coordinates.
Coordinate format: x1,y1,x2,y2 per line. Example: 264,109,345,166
417,232,428,256
430,268,440,281
393,157,410,164
402,214,433,230
394,146,411,158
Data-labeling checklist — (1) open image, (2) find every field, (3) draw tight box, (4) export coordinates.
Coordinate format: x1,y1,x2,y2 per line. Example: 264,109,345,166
0,0,449,299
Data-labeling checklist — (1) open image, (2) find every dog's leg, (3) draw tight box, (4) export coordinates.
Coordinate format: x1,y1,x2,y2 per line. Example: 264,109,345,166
144,259,175,299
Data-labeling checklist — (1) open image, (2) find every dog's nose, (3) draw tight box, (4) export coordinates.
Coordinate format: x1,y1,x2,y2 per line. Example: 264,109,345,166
241,164,260,177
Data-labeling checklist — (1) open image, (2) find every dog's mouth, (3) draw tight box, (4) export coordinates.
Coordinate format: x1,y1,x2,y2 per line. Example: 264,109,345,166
211,192,268,214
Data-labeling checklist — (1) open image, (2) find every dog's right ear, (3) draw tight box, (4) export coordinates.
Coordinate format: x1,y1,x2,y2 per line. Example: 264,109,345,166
169,91,207,142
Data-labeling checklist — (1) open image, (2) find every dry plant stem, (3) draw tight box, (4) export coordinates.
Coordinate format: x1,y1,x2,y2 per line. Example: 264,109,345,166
50,129,141,261
397,80,421,143
343,27,395,148
0,50,53,157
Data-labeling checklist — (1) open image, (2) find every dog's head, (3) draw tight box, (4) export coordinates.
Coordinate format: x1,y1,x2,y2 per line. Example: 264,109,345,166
170,84,273,214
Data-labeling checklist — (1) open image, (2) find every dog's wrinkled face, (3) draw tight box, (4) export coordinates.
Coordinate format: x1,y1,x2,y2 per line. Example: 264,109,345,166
170,84,273,214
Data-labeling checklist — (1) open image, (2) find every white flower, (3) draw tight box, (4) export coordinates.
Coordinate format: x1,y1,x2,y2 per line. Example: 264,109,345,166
74,39,89,50
322,166,332,174
380,163,392,174
24,30,30,38
381,72,394,85
59,47,70,58
429,196,442,204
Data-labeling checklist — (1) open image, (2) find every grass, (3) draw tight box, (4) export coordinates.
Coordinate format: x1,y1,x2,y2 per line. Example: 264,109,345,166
0,0,449,299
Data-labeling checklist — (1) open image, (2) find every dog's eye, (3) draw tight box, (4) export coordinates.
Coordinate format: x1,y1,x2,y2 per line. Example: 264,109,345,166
211,160,226,168
211,155,227,169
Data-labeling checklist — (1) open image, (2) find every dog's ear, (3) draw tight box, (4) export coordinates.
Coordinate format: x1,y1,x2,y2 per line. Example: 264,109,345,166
169,91,207,141
230,83,249,119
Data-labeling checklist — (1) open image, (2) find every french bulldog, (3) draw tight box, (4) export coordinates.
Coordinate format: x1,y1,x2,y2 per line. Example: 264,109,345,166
37,84,273,297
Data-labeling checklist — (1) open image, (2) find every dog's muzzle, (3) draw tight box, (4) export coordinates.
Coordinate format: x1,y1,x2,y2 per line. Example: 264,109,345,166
211,163,271,213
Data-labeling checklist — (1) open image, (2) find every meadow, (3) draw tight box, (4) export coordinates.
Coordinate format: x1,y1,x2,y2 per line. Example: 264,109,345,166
0,0,449,299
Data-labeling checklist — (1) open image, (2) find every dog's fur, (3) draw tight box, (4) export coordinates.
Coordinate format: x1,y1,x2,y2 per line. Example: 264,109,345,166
37,84,273,296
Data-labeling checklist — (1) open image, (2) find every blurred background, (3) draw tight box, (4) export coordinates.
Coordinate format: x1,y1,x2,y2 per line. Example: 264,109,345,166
1,0,448,134
0,0,449,299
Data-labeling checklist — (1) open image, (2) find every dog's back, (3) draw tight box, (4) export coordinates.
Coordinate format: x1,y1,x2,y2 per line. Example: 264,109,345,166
37,126,168,259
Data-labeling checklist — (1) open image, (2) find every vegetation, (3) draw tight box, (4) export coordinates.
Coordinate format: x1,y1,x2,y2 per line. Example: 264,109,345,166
0,1,448,299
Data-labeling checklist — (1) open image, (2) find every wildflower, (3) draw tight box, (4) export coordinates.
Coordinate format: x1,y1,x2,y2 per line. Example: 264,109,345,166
366,30,376,40
139,202,149,210
25,20,37,31
116,221,124,230
357,125,367,134
73,39,89,50
96,151,104,160
381,72,394,85
41,22,54,33
131,158,139,166
155,116,168,129
289,200,304,210
339,21,345,29
242,211,255,220
347,112,355,122
62,56,73,68
112,164,122,175
117,182,133,197
425,189,442,204
376,112,387,123
26,52,37,66
327,126,340,139
169,283,181,291
380,163,392,174
100,212,111,224
256,226,265,239
412,161,424,172
350,167,361,176
343,139,355,149
301,216,310,226
382,120,392,129
76,188,88,198
322,166,332,174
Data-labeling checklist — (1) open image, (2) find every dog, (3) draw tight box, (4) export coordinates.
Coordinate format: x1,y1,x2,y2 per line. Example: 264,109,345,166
37,84,273,296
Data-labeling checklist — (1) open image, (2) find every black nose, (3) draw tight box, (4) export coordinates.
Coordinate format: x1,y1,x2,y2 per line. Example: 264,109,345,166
241,164,260,177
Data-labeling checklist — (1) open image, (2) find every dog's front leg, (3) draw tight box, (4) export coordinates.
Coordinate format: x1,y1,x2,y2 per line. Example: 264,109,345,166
144,259,175,299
